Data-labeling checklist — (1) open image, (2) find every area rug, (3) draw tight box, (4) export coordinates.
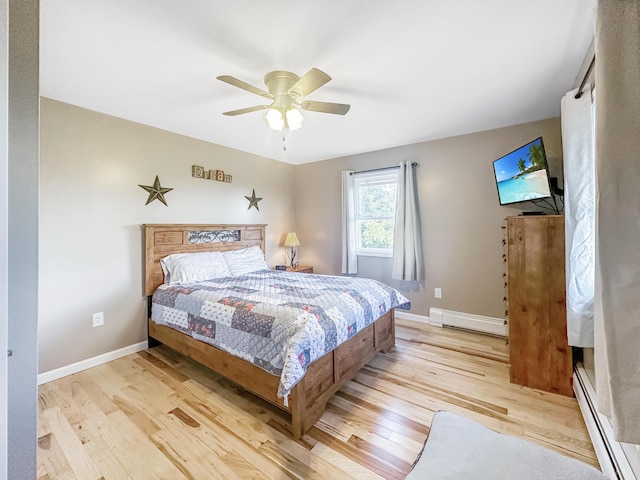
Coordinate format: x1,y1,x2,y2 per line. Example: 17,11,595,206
406,411,607,479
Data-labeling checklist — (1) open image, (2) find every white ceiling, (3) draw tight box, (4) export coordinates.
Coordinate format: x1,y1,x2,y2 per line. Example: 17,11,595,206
40,0,595,165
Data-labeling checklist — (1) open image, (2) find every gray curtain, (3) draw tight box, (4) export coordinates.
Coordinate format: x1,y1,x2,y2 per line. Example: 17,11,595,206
594,0,640,444
561,85,596,347
392,162,424,281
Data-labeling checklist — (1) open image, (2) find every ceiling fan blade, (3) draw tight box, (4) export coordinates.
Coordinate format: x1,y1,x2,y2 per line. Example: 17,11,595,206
301,100,351,115
222,105,269,116
287,68,331,99
217,75,272,99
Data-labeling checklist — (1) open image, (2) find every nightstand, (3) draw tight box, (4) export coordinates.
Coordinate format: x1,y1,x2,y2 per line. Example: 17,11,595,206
286,265,313,274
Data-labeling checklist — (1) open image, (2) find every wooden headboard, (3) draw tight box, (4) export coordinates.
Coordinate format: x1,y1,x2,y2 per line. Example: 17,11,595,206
143,223,267,295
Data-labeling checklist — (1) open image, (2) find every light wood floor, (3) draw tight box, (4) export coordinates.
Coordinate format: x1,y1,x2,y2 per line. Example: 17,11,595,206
37,320,599,479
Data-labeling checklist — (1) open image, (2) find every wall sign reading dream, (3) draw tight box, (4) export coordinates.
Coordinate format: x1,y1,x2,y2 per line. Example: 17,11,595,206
192,165,232,183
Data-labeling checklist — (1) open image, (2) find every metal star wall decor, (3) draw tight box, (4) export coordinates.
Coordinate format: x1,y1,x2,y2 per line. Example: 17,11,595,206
244,189,263,211
139,175,173,206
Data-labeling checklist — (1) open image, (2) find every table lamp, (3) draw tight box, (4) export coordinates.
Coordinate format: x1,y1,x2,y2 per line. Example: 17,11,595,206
284,232,300,269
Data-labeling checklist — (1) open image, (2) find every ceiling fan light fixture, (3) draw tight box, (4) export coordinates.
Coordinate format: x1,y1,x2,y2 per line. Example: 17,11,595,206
285,106,304,131
264,105,305,132
264,107,285,131
219,68,349,132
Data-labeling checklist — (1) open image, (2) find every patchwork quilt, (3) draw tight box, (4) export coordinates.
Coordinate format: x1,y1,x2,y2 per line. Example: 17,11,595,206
151,270,410,401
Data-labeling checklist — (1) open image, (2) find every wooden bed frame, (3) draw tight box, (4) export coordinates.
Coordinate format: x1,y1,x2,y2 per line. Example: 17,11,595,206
144,223,395,438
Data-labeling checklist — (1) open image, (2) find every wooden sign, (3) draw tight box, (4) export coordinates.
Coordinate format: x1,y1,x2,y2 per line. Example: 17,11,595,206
192,165,232,183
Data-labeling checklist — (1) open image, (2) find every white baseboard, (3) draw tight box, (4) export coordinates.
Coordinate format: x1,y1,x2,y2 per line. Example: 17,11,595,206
574,366,636,479
394,310,430,324
429,308,507,337
36,309,501,385
38,340,149,385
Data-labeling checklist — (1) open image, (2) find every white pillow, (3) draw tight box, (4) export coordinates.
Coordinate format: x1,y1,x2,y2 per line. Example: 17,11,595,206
160,251,231,285
222,246,271,276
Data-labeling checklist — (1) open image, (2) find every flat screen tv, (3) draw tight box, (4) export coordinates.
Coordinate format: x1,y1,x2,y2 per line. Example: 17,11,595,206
492,137,552,205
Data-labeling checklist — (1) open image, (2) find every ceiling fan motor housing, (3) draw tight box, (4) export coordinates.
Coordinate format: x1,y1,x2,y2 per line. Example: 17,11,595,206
264,71,300,107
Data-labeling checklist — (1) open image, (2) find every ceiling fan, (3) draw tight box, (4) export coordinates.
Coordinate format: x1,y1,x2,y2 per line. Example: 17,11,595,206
216,68,350,131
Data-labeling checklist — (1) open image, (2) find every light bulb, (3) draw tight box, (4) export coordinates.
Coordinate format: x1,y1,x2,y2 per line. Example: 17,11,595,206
285,107,304,131
264,107,284,131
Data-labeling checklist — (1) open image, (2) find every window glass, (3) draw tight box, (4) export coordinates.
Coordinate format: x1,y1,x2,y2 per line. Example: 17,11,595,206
354,171,397,256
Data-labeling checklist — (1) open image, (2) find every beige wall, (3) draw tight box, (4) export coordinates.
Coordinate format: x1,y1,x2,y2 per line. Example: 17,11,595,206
38,99,562,373
294,117,563,318
39,98,296,373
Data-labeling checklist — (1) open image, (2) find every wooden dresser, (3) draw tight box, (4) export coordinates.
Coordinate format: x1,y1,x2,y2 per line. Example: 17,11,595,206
505,215,573,397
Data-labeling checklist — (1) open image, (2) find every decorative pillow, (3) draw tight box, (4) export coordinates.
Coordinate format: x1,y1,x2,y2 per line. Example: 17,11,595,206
160,251,231,285
222,246,271,276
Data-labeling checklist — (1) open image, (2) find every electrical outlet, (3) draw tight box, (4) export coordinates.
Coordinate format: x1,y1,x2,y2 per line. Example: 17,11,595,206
92,312,104,327
434,288,442,299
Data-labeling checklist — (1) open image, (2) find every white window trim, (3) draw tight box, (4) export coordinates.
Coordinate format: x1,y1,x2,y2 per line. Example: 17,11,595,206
357,248,393,258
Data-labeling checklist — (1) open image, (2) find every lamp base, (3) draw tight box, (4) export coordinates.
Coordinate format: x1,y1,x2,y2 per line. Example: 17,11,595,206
288,247,298,269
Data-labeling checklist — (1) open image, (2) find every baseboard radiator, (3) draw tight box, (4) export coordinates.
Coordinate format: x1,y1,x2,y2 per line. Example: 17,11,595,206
574,366,637,479
428,308,507,337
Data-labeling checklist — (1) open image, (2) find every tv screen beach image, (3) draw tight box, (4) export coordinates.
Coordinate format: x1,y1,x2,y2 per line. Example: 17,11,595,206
493,138,552,205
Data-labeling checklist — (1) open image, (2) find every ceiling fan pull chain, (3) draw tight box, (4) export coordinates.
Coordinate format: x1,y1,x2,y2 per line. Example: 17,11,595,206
282,134,287,151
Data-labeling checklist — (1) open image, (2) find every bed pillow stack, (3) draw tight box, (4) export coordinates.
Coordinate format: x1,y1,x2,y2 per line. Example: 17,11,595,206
160,251,231,285
222,246,272,276
161,246,271,285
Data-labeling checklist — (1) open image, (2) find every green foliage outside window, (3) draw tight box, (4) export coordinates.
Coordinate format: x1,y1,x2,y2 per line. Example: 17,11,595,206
359,183,396,217
360,219,394,249
358,182,396,250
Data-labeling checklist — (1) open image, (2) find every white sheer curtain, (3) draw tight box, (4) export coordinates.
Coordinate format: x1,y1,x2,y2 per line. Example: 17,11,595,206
392,162,424,281
594,0,640,444
561,85,595,347
341,170,357,274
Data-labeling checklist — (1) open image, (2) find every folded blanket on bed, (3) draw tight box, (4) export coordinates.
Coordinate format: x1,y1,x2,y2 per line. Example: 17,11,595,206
151,270,410,400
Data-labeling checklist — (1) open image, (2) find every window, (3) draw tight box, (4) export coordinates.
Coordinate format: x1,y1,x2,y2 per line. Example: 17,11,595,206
354,171,398,257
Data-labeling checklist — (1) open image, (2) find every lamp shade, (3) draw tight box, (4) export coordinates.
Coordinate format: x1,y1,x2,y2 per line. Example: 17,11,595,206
284,232,301,247
285,107,304,131
264,107,285,131
264,105,305,132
